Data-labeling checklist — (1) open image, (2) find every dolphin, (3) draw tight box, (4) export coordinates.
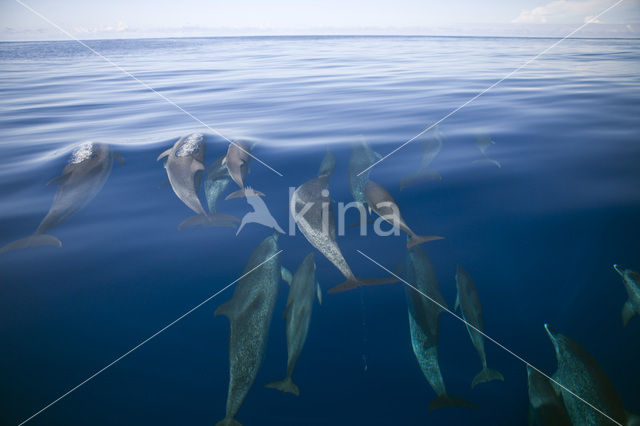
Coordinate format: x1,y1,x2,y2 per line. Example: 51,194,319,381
364,179,443,248
266,252,321,396
526,366,571,426
400,125,443,190
348,137,380,207
473,134,501,168
0,142,122,254
544,324,634,425
291,156,395,294
236,187,284,235
317,150,336,177
222,141,265,200
158,134,238,230
454,265,504,388
396,244,476,412
204,154,233,214
613,264,640,326
214,234,282,426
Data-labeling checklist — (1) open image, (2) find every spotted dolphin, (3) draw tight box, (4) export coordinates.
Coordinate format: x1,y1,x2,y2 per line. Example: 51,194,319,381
317,150,336,177
223,141,265,200
0,142,122,254
454,265,504,388
266,252,320,396
396,245,476,411
613,264,640,326
400,125,443,190
544,324,634,425
364,179,443,248
526,366,571,426
214,234,282,426
204,154,233,214
347,137,380,207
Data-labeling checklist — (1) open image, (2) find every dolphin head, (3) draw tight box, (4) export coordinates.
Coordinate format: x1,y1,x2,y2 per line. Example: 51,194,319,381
613,264,625,276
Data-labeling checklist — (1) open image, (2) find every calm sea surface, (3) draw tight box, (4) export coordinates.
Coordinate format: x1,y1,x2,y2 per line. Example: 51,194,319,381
0,36,639,425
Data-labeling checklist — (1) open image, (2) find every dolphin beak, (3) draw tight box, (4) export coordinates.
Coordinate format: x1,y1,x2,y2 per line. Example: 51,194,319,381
543,323,557,342
613,264,624,276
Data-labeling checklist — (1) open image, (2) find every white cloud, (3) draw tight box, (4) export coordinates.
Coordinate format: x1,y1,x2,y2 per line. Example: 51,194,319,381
512,0,609,24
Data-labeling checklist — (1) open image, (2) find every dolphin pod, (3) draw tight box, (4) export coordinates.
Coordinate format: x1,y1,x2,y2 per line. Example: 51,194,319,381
396,244,476,412
214,234,282,426
0,142,122,254
266,252,320,396
454,265,504,388
613,264,640,326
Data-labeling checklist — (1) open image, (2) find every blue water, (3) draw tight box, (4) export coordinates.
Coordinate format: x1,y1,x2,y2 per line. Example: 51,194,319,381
1,36,639,425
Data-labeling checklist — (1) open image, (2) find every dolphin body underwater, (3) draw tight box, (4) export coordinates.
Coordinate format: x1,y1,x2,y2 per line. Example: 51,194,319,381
214,234,282,426
0,142,122,254
395,244,476,412
454,265,504,388
347,137,380,207
158,134,239,230
291,154,395,294
544,324,639,426
364,179,443,248
222,141,265,200
204,154,233,214
613,264,640,326
473,134,501,168
526,366,571,426
399,125,443,190
266,252,321,396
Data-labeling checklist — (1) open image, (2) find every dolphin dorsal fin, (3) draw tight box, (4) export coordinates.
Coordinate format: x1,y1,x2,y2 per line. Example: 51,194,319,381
47,173,71,186
316,282,322,305
156,148,172,162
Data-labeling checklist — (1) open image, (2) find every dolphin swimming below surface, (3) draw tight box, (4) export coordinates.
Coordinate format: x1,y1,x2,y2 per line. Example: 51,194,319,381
214,234,282,426
544,324,637,426
204,154,233,214
396,244,476,412
400,125,443,190
0,142,122,254
454,265,504,388
266,252,320,396
526,365,571,426
317,149,336,177
348,137,380,207
613,264,640,326
364,179,443,248
473,134,501,168
222,141,265,200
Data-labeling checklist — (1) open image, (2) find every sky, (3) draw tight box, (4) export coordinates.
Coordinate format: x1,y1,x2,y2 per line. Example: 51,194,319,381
1,0,639,40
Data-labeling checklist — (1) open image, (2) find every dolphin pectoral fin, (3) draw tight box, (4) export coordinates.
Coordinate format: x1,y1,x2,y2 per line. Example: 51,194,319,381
622,301,636,326
225,188,246,200
328,279,359,294
428,393,478,412
471,367,504,388
114,153,125,165
281,266,293,285
156,148,172,161
316,283,322,305
0,233,62,254
265,377,300,396
46,173,71,186
454,293,460,311
407,235,444,248
214,299,236,319
221,155,227,165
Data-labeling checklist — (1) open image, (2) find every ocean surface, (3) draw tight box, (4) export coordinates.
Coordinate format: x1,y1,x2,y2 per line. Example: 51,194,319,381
0,36,639,425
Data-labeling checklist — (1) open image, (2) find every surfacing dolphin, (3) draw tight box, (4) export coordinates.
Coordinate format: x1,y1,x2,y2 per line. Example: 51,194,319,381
613,264,640,326
223,141,265,200
158,134,238,230
266,252,320,396
454,265,504,388
214,234,282,426
400,125,443,190
544,324,638,426
364,179,443,248
526,366,571,426
0,142,122,254
473,134,501,168
396,244,476,412
291,156,395,294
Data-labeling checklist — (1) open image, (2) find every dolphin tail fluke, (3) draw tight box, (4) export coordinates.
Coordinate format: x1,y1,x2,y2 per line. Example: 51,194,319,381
225,188,266,200
178,214,240,231
622,301,636,326
407,234,444,248
215,418,242,426
471,367,504,388
265,377,300,396
428,393,477,412
0,234,62,254
328,277,398,294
